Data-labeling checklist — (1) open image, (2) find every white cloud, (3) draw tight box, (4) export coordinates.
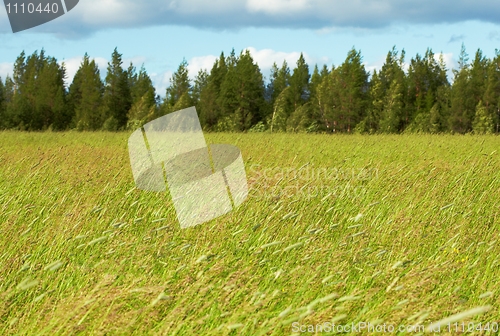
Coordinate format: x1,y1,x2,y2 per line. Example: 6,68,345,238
434,52,457,83
124,56,147,68
187,55,218,79
22,0,500,37
244,47,303,70
363,56,385,76
244,47,330,73
58,56,108,88
246,0,311,15
0,62,13,80
363,52,457,82
150,70,173,97
59,55,166,95
434,52,456,70
77,0,143,25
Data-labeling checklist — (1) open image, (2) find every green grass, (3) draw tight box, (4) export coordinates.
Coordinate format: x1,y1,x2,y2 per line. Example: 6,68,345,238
0,130,499,335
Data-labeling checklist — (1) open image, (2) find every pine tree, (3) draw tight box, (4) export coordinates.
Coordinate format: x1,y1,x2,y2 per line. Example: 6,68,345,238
70,54,105,131
429,102,444,133
5,49,67,130
317,65,339,132
126,93,156,130
128,64,156,110
449,43,472,133
102,47,132,130
217,50,265,131
192,69,208,109
289,53,310,114
198,52,227,129
356,70,384,134
333,48,369,132
271,86,291,132
0,77,4,129
265,60,292,127
306,65,324,131
2,76,15,128
163,59,191,114
217,51,239,128
380,78,404,133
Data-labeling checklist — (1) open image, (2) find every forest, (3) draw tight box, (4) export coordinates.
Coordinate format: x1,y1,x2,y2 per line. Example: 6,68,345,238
0,44,499,134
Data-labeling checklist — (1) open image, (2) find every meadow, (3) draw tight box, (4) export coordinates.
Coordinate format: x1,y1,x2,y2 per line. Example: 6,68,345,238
0,131,499,335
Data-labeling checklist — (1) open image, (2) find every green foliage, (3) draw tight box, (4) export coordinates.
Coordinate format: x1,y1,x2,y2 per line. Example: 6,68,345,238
248,121,266,132
165,59,191,111
102,48,132,130
270,86,292,132
69,54,104,131
3,45,500,134
126,93,156,130
473,100,494,134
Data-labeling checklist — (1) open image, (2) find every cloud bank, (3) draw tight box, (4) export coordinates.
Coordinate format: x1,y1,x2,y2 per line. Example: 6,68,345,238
2,0,499,37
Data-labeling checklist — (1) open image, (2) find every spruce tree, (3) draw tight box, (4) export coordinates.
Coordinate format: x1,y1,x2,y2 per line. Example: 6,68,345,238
192,69,208,110
0,77,4,129
102,47,132,130
317,65,339,132
449,44,471,133
164,59,191,113
198,52,226,129
356,70,384,134
380,78,404,133
2,76,14,128
289,53,310,114
70,54,105,131
334,48,369,132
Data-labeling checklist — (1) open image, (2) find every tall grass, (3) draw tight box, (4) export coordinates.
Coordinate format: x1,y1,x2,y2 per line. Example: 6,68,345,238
0,131,499,335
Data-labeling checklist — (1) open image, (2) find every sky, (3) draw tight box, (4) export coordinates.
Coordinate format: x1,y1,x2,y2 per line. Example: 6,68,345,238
1,0,500,98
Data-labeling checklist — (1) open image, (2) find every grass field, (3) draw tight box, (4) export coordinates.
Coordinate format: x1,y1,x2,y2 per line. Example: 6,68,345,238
0,131,499,335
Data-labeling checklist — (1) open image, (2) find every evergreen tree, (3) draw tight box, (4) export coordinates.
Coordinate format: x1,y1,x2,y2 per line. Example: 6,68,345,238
317,65,339,132
128,64,156,110
192,69,208,109
406,49,442,129
163,58,191,114
306,65,324,131
102,47,132,130
472,100,493,134
4,49,67,130
289,53,310,114
198,52,227,129
473,100,494,133
265,60,292,127
448,43,473,133
217,50,265,131
69,54,105,131
484,50,500,133
0,77,4,129
270,86,291,132
380,78,404,133
356,70,384,133
333,48,369,132
2,76,15,128
126,93,156,130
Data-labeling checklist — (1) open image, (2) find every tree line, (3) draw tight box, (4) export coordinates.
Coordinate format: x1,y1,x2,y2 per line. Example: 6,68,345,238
0,44,499,134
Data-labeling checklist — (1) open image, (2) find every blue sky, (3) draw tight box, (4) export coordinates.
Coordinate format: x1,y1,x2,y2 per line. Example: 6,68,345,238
2,0,500,98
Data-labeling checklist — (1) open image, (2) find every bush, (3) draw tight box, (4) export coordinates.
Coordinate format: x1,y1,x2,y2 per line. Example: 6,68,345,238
103,116,119,132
